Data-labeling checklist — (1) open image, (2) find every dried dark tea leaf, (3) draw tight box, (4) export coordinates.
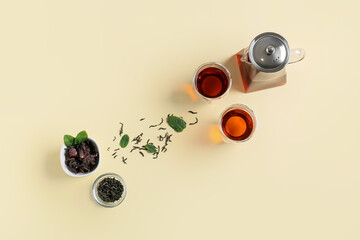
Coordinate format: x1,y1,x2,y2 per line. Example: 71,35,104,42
167,115,186,132
97,177,124,202
119,122,124,137
189,117,199,125
120,134,130,148
132,133,143,144
188,110,198,114
149,118,164,128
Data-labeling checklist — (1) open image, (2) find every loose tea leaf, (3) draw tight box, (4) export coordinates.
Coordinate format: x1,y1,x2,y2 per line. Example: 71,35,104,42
120,134,130,148
149,118,164,128
119,122,124,137
64,135,75,147
145,144,157,153
74,131,88,145
167,115,186,132
132,133,143,144
97,177,124,202
112,112,199,163
189,117,199,125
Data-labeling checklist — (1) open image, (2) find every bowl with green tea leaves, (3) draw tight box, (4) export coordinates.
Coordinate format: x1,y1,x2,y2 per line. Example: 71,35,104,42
60,130,101,177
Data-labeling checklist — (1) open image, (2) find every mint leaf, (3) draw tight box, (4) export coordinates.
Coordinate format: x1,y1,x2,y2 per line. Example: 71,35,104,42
74,130,88,145
120,134,129,148
145,144,157,153
167,115,186,132
64,135,75,147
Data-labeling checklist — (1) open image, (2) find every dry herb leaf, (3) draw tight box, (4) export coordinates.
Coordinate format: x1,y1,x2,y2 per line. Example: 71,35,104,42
120,134,130,148
64,135,75,147
74,130,88,145
145,144,157,153
167,115,186,132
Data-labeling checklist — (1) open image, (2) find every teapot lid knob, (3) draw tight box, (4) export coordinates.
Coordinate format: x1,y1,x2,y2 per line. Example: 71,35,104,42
266,46,275,55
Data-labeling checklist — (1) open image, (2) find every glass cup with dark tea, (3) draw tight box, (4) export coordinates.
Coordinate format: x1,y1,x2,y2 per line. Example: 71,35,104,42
219,104,257,143
193,62,232,101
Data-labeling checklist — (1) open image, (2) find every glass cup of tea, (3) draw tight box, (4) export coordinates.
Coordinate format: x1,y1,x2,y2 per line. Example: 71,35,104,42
219,104,257,143
193,62,232,101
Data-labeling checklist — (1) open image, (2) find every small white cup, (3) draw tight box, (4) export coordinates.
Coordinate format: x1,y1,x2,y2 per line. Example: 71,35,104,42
60,137,101,177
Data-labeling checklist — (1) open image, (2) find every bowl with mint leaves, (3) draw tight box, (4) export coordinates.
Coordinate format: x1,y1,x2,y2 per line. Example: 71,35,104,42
60,131,101,177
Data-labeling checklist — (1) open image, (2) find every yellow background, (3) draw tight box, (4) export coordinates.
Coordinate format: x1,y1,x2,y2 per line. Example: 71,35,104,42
1,0,359,239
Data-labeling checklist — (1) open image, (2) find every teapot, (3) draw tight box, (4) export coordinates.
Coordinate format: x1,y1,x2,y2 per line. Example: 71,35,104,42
236,32,305,93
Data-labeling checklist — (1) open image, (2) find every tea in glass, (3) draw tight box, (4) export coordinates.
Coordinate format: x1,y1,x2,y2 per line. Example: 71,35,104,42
219,104,257,142
193,62,232,101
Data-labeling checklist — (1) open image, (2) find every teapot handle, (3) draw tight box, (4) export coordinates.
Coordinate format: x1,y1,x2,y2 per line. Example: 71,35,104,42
288,48,305,64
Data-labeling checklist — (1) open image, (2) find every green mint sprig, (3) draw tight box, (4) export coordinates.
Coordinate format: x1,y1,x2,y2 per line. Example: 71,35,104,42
64,130,88,147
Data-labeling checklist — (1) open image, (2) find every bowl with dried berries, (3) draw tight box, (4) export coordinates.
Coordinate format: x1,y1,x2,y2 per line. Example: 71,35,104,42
60,130,101,177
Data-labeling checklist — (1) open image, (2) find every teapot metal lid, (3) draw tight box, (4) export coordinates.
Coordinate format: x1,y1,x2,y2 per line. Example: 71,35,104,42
248,32,290,73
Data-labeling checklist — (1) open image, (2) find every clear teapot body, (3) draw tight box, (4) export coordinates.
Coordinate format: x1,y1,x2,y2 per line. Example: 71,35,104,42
236,48,287,93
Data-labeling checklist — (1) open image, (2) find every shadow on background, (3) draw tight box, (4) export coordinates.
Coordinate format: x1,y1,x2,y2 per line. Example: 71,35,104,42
45,148,67,179
208,124,223,144
189,121,225,150
169,83,204,108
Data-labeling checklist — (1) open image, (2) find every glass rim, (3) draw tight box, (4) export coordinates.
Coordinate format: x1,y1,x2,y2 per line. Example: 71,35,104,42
219,104,257,143
192,62,232,101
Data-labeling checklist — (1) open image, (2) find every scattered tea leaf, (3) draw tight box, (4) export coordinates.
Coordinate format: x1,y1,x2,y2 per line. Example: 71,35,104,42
64,135,75,147
132,133,143,144
119,122,124,137
74,130,88,145
167,115,186,132
149,118,164,128
188,110,198,114
189,117,199,125
120,134,130,148
145,144,157,153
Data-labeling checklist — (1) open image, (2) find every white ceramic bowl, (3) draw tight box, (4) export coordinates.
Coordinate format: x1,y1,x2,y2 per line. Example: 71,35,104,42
60,137,101,177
